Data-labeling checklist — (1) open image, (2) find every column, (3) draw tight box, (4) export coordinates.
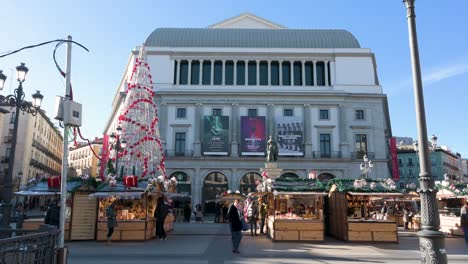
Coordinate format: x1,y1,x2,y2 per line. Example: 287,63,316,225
210,60,214,85
279,60,283,85
176,59,181,85
267,104,275,138
301,60,306,86
233,60,237,85
187,59,192,85
267,60,271,86
245,60,248,85
256,60,260,86
304,104,313,158
290,60,294,86
231,103,239,157
159,103,168,152
199,60,203,85
330,61,336,86
324,60,329,86
312,60,317,86
339,105,350,158
222,59,226,85
194,103,203,157
192,168,201,208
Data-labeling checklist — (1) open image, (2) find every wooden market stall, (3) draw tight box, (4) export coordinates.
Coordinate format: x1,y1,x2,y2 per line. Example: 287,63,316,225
91,181,174,241
328,179,402,243
434,186,467,236
15,177,97,241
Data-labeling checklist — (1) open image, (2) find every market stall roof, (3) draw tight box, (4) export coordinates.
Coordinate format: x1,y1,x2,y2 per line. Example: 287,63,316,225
89,182,146,199
348,192,405,197
14,181,84,196
436,189,458,199
274,191,328,196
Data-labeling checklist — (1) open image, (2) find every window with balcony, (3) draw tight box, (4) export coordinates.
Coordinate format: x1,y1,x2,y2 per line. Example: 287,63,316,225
175,132,186,156
320,134,331,158
355,134,367,158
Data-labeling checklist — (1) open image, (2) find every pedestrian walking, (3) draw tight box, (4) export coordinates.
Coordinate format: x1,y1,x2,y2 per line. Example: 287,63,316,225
195,204,203,223
381,201,389,220
106,201,117,245
403,206,412,230
44,199,60,227
247,200,258,236
227,199,243,254
183,203,192,222
258,197,268,234
155,197,169,240
460,201,468,243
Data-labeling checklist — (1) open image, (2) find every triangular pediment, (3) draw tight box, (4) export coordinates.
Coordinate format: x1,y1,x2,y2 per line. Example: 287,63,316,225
208,12,286,29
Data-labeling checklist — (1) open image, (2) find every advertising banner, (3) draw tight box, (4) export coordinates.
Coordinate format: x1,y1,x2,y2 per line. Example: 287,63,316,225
389,137,400,180
275,116,303,156
240,116,266,156
203,116,229,155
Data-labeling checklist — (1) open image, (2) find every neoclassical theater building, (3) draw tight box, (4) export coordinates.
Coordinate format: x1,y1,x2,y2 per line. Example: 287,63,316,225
104,13,392,212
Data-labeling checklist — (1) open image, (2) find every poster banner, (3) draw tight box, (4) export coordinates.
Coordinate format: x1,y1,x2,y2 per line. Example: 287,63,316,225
240,116,266,156
275,116,304,156
99,134,110,180
389,137,400,180
203,116,229,155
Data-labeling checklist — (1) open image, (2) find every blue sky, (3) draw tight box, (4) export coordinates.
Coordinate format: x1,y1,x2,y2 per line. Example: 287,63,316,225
1,0,467,157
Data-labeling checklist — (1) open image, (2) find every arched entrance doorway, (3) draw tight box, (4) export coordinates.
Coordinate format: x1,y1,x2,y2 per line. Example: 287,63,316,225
202,172,229,215
169,171,192,211
318,173,335,183
280,172,300,179
240,172,262,195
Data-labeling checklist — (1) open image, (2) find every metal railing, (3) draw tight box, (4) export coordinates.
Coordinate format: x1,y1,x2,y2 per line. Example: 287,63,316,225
165,149,194,157
312,151,342,159
350,152,375,160
0,227,59,264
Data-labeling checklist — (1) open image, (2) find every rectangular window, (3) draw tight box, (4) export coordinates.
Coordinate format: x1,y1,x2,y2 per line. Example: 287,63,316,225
173,60,178,84
305,62,313,86
398,158,402,166
283,109,293,117
179,60,189,85
248,61,257,85
259,61,268,85
355,134,367,158
175,132,186,156
327,62,331,86
191,61,200,85
320,134,331,158
408,158,413,166
214,61,222,85
225,61,234,85
319,109,329,120
270,61,279,86
212,108,222,116
355,110,365,120
316,61,325,86
282,62,291,85
6,148,11,157
236,61,245,85
409,168,413,176
176,108,186,118
10,112,15,123
248,109,257,117
202,61,211,85
293,61,302,86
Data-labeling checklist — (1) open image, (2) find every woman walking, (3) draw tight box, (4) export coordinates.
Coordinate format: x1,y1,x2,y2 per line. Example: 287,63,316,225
106,202,117,245
155,197,169,240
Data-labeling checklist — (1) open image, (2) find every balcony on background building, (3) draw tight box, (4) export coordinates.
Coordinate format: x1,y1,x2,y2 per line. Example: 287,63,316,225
3,136,12,143
1,156,10,163
165,149,194,158
351,152,375,160
312,151,342,159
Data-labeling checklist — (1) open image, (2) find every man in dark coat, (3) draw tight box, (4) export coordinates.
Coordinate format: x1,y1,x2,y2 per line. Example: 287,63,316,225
44,200,60,227
227,199,243,254
155,197,169,240
461,201,468,243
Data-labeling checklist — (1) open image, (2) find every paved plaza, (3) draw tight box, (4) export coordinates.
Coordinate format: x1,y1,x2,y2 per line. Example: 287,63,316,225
68,223,468,264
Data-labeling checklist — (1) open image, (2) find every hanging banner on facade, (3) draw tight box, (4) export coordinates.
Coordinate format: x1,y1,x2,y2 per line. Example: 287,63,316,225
389,137,400,180
203,116,229,155
240,116,266,156
275,116,303,156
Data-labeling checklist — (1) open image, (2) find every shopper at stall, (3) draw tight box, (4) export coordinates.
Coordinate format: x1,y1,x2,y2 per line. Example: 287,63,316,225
183,203,192,223
247,201,259,236
381,201,389,220
106,201,117,245
44,199,60,227
258,197,268,234
403,206,412,230
460,201,468,243
227,199,243,254
195,204,204,223
155,197,169,240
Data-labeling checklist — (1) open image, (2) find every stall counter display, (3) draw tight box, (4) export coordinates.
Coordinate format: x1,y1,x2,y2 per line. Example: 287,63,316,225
437,194,466,236
268,192,325,241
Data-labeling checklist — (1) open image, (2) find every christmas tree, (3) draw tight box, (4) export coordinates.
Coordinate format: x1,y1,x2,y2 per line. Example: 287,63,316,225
116,46,166,179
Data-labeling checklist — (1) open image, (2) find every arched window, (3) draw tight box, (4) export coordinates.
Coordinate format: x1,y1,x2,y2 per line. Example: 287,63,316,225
280,172,300,179
318,173,335,183
239,172,262,194
202,172,229,214
170,171,191,194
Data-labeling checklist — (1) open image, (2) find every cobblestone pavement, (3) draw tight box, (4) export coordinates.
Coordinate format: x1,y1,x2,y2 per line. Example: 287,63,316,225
68,223,468,264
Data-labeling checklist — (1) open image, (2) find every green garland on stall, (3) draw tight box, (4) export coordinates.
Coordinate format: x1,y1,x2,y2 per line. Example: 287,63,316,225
326,178,400,193
435,182,468,196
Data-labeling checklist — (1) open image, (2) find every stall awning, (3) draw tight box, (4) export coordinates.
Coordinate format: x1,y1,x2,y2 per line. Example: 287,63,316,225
14,191,58,196
275,192,328,196
348,192,404,197
89,192,144,199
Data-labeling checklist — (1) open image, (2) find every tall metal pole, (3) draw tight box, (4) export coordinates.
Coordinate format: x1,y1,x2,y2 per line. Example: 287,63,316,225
0,84,22,231
402,1,447,263
59,35,72,249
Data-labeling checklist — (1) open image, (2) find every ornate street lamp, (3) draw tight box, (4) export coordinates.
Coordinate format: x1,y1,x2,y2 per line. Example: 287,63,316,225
109,126,127,178
0,63,43,232
402,1,447,263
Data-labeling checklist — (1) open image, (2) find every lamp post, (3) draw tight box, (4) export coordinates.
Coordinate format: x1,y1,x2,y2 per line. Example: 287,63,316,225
109,125,127,178
14,171,23,208
402,1,447,263
360,154,373,179
0,63,43,231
